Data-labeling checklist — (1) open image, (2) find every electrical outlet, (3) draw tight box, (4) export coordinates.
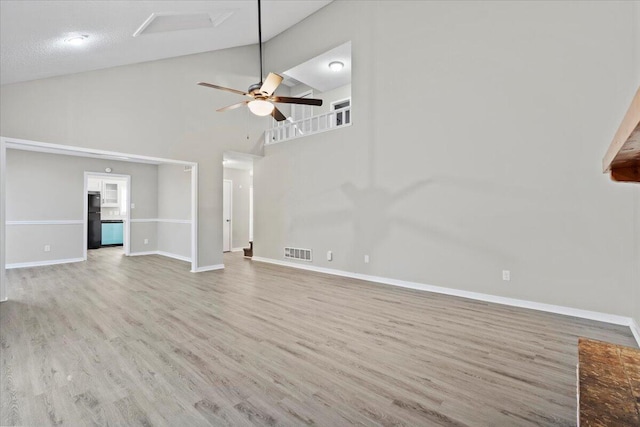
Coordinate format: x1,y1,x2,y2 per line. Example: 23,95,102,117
44,245,51,252
144,239,149,245
502,270,511,281
131,203,135,209
327,250,333,261
364,254,370,264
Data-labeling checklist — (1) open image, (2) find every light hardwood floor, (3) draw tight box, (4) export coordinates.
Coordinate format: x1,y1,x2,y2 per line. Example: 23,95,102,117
1,248,636,426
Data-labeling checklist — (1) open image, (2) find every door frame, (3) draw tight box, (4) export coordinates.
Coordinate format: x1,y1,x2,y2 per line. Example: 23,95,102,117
222,179,233,252
83,172,132,258
0,136,199,303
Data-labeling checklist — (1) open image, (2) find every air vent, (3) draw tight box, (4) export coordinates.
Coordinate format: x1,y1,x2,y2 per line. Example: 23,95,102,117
133,11,234,37
284,247,312,262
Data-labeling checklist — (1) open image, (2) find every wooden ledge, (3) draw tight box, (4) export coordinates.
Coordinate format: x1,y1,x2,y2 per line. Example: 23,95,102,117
603,87,640,183
578,338,640,426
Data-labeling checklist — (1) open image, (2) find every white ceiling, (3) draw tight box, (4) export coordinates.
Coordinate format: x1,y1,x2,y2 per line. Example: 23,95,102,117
0,0,332,86
283,41,351,93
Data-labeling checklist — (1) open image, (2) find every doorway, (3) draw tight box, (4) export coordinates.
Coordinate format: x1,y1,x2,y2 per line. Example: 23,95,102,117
222,151,256,254
223,179,232,252
84,172,131,258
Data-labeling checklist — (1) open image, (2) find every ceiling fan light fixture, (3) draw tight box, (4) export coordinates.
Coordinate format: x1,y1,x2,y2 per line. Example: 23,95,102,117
328,61,344,72
248,99,274,116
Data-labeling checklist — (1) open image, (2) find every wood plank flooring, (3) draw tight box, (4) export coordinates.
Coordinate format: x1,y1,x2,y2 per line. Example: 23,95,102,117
1,248,636,426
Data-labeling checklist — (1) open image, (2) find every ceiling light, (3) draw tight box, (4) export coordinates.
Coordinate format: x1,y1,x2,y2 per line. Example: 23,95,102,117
328,61,344,72
64,35,89,46
248,100,274,116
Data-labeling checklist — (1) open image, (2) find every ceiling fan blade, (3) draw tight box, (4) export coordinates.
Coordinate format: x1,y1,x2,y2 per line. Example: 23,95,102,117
197,82,250,97
259,73,283,96
217,101,249,112
272,96,323,106
271,106,287,122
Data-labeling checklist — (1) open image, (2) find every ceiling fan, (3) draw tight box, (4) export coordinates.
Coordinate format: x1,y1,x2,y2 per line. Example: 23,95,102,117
197,0,323,121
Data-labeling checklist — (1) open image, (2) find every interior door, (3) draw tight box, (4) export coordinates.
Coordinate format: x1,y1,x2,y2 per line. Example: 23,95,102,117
223,180,232,252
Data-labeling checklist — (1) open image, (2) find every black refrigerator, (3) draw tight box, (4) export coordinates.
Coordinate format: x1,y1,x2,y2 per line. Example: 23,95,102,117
88,192,102,249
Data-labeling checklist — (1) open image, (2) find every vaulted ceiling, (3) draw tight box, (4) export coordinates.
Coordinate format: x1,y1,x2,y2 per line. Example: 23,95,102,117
0,0,332,85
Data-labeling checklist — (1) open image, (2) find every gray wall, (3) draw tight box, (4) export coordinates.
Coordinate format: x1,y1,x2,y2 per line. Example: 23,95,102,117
633,1,640,329
223,167,252,250
0,43,267,271
5,149,158,264
157,164,191,260
255,0,640,317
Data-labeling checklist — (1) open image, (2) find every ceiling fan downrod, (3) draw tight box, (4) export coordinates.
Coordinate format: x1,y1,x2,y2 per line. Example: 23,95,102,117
258,0,263,84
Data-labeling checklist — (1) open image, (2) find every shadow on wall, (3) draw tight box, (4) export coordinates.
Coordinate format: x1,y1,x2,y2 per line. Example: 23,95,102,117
289,127,569,270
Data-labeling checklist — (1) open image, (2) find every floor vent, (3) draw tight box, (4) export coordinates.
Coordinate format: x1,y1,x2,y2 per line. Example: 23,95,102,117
284,247,312,262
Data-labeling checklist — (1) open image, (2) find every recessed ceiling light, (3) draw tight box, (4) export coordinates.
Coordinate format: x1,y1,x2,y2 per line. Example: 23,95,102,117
328,61,344,72
64,35,89,46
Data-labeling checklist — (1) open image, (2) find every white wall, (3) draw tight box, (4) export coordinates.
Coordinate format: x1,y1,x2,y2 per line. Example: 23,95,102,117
255,0,640,317
5,149,158,264
223,167,252,250
289,82,351,116
0,43,267,274
157,164,191,260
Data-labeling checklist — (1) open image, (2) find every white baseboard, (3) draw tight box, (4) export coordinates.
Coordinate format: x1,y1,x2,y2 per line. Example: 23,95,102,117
128,250,191,262
252,257,636,333
231,247,245,253
127,251,158,257
0,298,8,303
191,264,224,273
6,257,84,269
156,251,191,262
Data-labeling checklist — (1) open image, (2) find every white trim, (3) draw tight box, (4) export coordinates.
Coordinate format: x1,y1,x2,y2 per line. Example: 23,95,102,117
191,164,199,272
630,319,640,347
231,247,245,253
6,220,83,225
0,298,7,303
3,137,195,165
156,251,191,262
223,179,233,252
191,264,224,273
127,251,158,257
159,219,191,224
266,121,352,146
84,171,131,260
6,257,84,269
1,136,200,302
0,138,5,302
130,218,191,224
252,257,634,327
330,97,351,111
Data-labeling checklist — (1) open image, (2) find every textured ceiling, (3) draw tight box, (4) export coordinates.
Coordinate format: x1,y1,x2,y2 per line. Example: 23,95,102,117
0,0,332,85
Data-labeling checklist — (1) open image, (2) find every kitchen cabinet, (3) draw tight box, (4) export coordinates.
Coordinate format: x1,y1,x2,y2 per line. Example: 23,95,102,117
87,179,101,192
101,181,120,207
101,220,124,246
